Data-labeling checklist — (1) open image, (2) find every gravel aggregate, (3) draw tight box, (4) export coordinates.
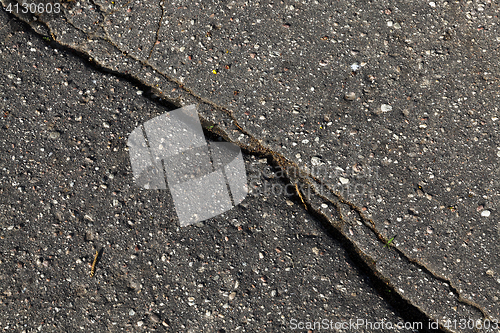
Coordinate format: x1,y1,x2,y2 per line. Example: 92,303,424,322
2,0,500,331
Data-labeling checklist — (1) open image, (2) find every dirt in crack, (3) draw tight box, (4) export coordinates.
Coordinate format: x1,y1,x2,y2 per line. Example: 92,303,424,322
148,0,165,60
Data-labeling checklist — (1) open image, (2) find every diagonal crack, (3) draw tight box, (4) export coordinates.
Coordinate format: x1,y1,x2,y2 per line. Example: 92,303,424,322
3,7,494,332
69,36,491,333
306,178,491,322
203,103,490,326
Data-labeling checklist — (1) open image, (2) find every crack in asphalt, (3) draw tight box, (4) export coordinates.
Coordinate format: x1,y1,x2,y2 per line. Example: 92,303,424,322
90,0,133,19
311,181,490,322
2,6,492,332
147,0,164,60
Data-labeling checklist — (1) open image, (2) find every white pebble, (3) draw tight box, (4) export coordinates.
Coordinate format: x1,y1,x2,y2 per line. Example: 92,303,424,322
311,156,322,166
381,104,393,112
481,210,491,217
339,177,349,184
429,2,436,7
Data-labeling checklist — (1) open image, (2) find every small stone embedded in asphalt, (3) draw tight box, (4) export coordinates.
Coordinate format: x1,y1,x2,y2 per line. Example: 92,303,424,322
344,92,356,101
481,210,491,217
129,309,135,316
230,218,242,227
311,156,323,166
339,177,349,184
380,104,393,112
352,162,363,173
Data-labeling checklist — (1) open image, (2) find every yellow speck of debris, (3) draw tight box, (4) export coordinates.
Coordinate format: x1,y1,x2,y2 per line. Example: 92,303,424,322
90,250,98,277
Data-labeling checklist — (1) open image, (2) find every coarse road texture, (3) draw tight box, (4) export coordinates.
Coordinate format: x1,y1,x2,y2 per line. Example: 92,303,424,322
1,0,500,332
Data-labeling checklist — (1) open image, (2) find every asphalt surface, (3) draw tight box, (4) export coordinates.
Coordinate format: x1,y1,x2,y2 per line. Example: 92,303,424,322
1,0,500,332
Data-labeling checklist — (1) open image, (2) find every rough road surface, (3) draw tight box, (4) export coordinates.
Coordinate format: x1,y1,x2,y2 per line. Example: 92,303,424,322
1,0,500,332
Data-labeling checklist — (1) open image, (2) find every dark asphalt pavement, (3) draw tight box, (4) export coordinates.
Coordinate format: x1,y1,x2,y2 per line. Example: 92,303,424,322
1,0,500,332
